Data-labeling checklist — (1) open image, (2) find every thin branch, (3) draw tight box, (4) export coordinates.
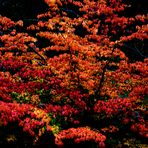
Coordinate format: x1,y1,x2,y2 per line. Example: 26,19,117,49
94,45,116,101
28,44,47,65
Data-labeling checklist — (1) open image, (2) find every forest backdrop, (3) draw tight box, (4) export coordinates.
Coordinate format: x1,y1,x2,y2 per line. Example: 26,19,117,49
0,0,148,147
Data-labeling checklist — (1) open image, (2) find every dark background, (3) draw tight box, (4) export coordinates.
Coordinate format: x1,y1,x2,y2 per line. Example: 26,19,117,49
0,0,147,21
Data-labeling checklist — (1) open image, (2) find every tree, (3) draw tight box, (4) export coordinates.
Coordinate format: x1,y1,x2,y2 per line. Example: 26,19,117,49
0,0,148,147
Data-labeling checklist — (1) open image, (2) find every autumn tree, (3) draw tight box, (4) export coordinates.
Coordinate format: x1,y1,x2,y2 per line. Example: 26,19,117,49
0,0,148,147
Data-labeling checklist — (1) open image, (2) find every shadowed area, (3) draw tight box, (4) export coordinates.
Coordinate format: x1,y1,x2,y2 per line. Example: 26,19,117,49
0,0,48,21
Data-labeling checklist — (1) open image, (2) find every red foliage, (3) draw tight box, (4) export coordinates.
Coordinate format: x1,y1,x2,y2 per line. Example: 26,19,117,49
0,101,52,141
55,127,106,147
0,0,147,147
